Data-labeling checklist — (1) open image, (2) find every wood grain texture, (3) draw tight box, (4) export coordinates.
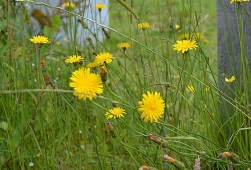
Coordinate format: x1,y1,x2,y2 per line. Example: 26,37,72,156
217,0,251,118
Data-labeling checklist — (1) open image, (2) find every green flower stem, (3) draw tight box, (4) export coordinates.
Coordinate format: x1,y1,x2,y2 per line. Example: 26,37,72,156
104,83,133,108
116,0,139,20
123,50,127,80
35,45,42,86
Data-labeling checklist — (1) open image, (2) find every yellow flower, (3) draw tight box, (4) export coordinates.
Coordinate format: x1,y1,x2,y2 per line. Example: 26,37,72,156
195,32,205,39
69,67,103,100
173,39,198,53
225,76,235,83
138,22,151,29
29,35,50,44
63,2,75,8
186,86,195,93
34,153,41,158
205,87,210,92
87,62,99,68
178,33,190,40
88,52,114,68
95,3,106,10
65,55,84,64
105,107,126,119
173,75,179,79
178,32,205,40
64,37,68,42
204,39,210,44
117,42,130,50
230,0,249,4
138,91,165,123
175,24,180,30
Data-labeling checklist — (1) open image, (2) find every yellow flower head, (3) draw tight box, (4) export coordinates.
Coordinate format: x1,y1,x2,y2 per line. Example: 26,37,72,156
29,35,50,44
178,32,205,40
95,3,106,10
173,39,198,53
225,76,235,83
195,32,205,39
95,52,114,65
63,2,75,8
105,107,126,119
175,24,180,30
178,33,190,40
230,0,249,4
87,62,99,68
34,153,42,158
186,86,195,93
65,55,84,64
138,22,151,29
69,67,103,100
117,42,130,50
64,37,68,42
204,39,210,44
138,91,165,123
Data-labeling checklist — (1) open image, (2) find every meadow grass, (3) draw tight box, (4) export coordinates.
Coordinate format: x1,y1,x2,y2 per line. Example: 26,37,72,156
0,0,251,169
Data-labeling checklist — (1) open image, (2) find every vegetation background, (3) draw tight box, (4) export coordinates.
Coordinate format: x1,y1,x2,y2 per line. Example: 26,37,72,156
1,0,251,169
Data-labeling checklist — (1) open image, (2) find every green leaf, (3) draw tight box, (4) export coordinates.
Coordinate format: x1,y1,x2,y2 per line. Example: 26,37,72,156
51,14,62,32
43,26,54,41
0,121,8,130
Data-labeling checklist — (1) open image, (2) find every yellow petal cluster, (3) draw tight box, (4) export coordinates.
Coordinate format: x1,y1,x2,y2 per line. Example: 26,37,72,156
138,91,165,123
69,67,103,100
230,0,249,4
138,22,151,29
65,55,84,64
173,39,198,53
105,107,126,119
29,35,50,44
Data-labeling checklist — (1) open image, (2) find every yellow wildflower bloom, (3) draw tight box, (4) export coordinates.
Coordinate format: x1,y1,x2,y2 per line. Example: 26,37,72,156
65,55,84,64
138,22,151,29
105,107,126,119
95,52,114,65
186,86,195,93
230,0,249,4
69,67,103,100
29,35,50,44
175,24,180,30
178,33,190,40
173,39,198,53
138,91,165,123
117,42,130,50
63,2,75,8
225,76,235,83
95,3,106,10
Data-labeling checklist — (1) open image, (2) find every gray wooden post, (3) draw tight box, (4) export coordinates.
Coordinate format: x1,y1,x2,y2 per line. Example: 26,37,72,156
217,2,251,161
217,0,251,121
27,0,109,45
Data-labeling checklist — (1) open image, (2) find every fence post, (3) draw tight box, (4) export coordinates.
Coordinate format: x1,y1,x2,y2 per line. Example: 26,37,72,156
28,0,109,45
217,1,251,158
217,1,251,118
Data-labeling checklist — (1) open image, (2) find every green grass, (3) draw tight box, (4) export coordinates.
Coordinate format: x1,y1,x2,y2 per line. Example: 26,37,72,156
1,0,251,169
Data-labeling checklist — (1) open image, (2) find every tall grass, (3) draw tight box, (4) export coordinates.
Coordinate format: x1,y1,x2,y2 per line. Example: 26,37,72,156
0,0,251,169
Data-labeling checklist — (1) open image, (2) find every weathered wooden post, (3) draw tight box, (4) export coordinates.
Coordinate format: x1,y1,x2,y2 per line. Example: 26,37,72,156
217,0,251,157
28,0,109,45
